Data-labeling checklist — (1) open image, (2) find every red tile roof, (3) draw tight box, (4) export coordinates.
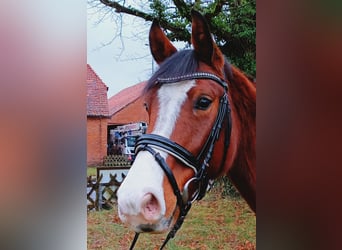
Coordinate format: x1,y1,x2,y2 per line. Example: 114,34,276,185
108,81,147,116
87,64,109,117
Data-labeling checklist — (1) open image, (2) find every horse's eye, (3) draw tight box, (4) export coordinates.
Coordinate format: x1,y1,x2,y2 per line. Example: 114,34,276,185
194,97,212,110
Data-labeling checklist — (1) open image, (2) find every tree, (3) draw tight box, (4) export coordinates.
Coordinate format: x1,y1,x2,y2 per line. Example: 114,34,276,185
89,0,256,78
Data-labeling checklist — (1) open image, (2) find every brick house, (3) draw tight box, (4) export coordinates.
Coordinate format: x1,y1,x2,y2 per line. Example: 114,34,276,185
87,64,109,165
87,64,149,165
108,81,148,126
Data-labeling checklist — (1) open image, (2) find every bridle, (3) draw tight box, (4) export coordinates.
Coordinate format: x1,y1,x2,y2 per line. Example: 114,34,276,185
129,72,232,249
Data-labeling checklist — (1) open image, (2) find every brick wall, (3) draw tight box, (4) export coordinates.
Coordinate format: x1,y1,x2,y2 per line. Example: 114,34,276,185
109,96,149,125
87,117,108,165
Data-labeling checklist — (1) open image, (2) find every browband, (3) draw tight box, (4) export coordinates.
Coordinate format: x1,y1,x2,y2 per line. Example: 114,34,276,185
156,72,228,91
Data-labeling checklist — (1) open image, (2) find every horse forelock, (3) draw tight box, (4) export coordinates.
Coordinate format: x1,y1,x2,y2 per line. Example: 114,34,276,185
145,50,198,92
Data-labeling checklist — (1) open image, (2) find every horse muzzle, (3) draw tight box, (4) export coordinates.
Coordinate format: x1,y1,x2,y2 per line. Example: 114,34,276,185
117,151,176,233
118,192,170,233
118,203,176,234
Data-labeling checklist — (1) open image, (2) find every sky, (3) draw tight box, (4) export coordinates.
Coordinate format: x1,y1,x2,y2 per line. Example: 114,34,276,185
87,5,187,98
87,7,154,98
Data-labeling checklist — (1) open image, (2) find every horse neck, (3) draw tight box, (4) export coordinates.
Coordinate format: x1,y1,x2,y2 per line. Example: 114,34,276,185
226,65,256,212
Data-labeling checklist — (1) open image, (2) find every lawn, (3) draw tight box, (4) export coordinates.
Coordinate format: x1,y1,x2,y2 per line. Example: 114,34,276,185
87,188,256,250
87,166,97,177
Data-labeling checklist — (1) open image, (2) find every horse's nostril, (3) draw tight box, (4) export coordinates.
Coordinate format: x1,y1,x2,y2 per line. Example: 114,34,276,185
141,193,161,222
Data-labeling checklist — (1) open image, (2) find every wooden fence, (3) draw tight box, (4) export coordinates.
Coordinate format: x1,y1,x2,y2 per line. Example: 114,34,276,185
87,175,101,211
87,155,132,211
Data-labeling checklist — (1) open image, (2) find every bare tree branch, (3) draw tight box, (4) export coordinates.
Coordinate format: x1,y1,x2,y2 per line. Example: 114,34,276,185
89,0,255,76
100,0,154,21
99,0,191,43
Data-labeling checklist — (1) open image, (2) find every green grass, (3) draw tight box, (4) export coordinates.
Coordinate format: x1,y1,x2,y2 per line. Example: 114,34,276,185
87,166,97,177
87,190,256,250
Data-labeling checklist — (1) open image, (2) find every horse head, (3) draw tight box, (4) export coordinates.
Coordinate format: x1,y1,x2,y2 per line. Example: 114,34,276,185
117,10,255,241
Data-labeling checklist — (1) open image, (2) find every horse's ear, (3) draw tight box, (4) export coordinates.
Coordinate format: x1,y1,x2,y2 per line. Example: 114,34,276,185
191,10,223,66
149,20,177,65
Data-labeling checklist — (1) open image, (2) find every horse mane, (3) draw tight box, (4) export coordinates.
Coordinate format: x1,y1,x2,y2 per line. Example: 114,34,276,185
225,64,256,212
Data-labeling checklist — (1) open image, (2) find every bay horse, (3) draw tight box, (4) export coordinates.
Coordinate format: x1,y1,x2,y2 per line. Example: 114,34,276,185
117,10,256,249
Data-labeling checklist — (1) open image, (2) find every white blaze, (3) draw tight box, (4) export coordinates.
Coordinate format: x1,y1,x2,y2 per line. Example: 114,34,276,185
154,80,196,137
117,80,195,227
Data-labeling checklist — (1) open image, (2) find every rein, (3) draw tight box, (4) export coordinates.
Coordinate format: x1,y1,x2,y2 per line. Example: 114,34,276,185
129,72,232,249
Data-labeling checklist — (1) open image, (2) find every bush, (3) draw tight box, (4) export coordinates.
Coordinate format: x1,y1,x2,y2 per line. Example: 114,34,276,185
214,176,241,198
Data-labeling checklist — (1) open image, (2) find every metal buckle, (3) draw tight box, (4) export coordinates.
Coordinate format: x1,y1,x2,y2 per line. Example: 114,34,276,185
182,177,200,204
